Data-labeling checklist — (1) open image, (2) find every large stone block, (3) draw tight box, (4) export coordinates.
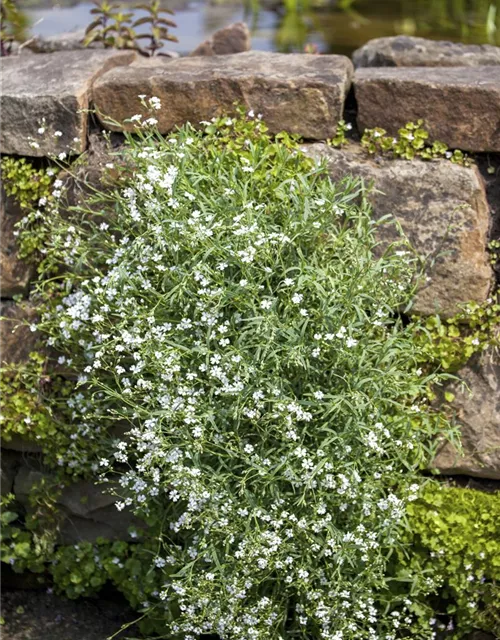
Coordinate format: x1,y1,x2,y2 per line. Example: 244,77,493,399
93,51,353,140
303,143,492,316
14,468,140,543
353,36,500,68
1,189,35,298
190,22,251,57
355,66,500,152
433,350,500,480
0,301,39,365
0,50,135,157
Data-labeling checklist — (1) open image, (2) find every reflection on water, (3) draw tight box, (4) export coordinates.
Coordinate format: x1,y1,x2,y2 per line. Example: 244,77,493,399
20,0,500,56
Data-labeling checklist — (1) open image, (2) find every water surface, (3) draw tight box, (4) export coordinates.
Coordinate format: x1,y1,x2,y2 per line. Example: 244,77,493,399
20,0,500,56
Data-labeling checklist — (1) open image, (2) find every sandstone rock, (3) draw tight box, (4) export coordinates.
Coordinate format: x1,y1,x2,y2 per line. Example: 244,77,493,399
303,143,492,316
355,66,500,152
433,350,500,480
0,189,35,297
14,468,140,543
25,29,97,53
353,36,500,68
0,50,136,157
190,22,251,57
93,51,353,140
0,301,39,365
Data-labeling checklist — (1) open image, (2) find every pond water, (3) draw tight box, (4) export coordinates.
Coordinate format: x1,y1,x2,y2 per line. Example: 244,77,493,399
20,0,500,56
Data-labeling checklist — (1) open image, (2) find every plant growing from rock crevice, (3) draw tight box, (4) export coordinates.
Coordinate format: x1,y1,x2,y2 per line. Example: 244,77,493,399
361,120,471,166
412,298,500,371
17,104,458,639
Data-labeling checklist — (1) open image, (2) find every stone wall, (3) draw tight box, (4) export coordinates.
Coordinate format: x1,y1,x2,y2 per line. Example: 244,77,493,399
1,34,499,543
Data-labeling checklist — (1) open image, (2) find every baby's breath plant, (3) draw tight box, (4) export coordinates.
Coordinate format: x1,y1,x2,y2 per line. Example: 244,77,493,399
25,105,452,639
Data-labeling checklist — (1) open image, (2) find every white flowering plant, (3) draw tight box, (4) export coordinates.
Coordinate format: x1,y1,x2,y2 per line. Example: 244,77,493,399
22,105,452,639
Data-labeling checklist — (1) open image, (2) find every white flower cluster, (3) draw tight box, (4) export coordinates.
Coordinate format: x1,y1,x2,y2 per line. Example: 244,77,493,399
32,112,444,639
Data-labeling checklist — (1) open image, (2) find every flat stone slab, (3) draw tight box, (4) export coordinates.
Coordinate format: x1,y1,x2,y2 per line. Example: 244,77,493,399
432,350,500,480
93,51,353,139
353,36,500,68
355,66,500,152
303,143,492,317
0,50,135,157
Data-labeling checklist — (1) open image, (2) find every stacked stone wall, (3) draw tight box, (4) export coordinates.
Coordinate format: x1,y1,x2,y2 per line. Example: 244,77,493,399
1,36,499,544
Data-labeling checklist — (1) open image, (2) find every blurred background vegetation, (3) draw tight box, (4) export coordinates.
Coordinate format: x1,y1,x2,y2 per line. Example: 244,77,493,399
5,0,500,56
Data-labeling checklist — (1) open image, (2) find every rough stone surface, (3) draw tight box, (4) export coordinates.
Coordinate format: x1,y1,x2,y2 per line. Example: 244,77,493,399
353,36,500,68
355,66,500,152
433,350,500,480
1,449,22,496
303,143,492,316
93,51,354,139
0,50,136,157
190,22,251,57
25,29,98,53
1,189,35,297
1,435,42,454
0,301,39,365
14,468,140,543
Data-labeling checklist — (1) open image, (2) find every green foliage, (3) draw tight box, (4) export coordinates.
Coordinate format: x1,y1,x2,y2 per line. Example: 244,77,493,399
412,298,500,371
361,121,471,166
489,238,500,266
327,119,352,148
0,492,59,576
0,353,109,477
0,500,169,635
0,0,29,56
401,484,500,638
84,0,177,56
0,353,64,444
1,157,53,210
19,106,457,639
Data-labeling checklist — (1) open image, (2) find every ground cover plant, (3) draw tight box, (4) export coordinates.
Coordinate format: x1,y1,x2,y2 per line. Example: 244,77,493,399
5,106,467,639
402,485,500,638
